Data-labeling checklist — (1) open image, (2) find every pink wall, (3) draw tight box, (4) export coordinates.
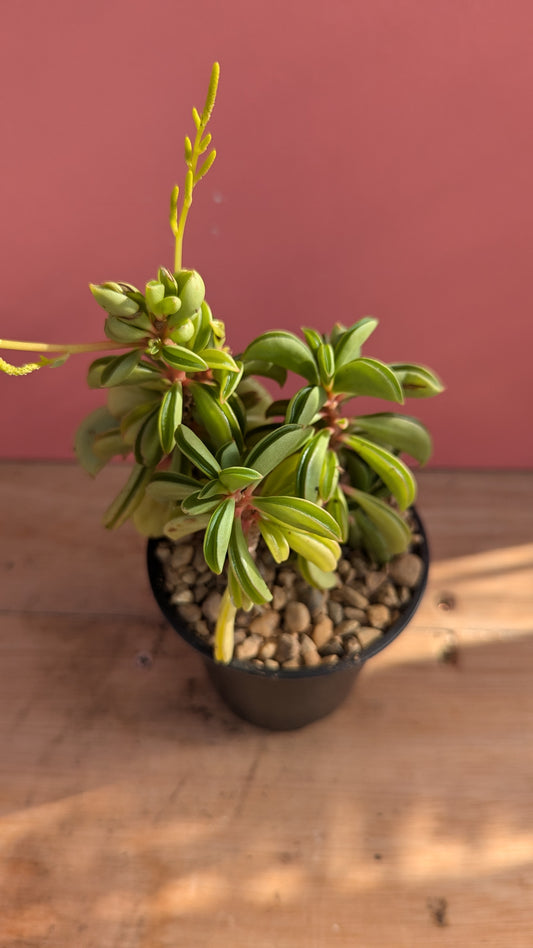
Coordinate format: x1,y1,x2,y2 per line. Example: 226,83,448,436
1,0,532,467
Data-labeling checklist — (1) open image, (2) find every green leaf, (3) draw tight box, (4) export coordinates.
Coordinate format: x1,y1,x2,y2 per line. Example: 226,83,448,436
282,528,340,572
228,519,272,605
219,466,263,492
163,511,211,542
175,424,221,477
391,363,445,398
200,348,240,373
189,381,243,451
286,385,326,425
181,490,223,516
189,300,213,352
343,434,417,510
296,430,331,502
203,497,236,573
354,509,393,565
244,331,318,383
349,489,412,555
132,493,175,538
107,384,160,419
259,452,299,497
319,448,339,502
297,555,338,590
326,485,349,543
301,327,323,351
158,382,183,454
103,464,153,529
244,424,311,477
104,317,149,344
316,343,335,385
333,357,404,403
145,471,198,501
354,413,433,465
258,519,290,563
74,407,125,476
90,282,139,317
253,496,342,541
101,349,143,387
218,361,244,402
214,586,238,663
120,401,159,446
241,359,287,386
134,409,164,467
88,356,159,389
160,345,208,372
217,440,242,469
334,317,379,368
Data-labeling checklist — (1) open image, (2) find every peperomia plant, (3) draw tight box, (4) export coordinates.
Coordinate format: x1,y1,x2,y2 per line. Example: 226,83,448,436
0,63,443,663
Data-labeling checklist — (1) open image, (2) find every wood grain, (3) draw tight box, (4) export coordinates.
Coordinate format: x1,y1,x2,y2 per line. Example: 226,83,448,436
1,463,532,947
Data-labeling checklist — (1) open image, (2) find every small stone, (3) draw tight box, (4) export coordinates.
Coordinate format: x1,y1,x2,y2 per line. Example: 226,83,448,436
156,543,171,562
259,640,277,660
249,610,280,637
336,618,361,637
272,585,288,610
327,600,344,625
343,607,366,623
259,564,276,584
181,568,197,585
202,591,222,624
282,659,301,669
277,569,296,589
399,586,412,605
275,633,300,663
300,635,321,667
344,636,362,657
312,616,334,649
388,553,424,588
366,603,391,630
194,619,210,638
234,629,246,645
376,581,400,608
365,570,387,596
170,543,194,567
171,588,194,604
321,654,339,666
357,626,383,648
299,586,326,617
318,635,344,657
337,559,355,582
235,634,262,661
193,547,206,570
178,603,202,624
193,584,208,603
341,587,369,609
284,601,311,634
236,612,251,628
264,658,280,671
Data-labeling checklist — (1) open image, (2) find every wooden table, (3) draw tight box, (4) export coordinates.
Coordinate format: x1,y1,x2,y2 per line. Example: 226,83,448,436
1,464,532,947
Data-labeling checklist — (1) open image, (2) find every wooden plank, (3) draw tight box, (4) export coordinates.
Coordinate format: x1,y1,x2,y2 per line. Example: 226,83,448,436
1,464,533,946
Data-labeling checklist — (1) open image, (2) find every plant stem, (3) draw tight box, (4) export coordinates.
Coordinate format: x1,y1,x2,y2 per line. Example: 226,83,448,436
0,339,128,355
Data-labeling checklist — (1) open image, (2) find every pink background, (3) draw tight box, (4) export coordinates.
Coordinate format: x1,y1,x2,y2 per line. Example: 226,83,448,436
1,0,532,467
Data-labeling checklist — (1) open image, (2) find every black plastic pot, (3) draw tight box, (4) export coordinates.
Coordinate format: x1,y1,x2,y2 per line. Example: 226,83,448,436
146,509,429,730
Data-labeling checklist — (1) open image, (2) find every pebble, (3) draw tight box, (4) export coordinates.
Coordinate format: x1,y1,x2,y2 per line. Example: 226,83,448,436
357,626,382,648
171,543,194,567
299,586,327,617
249,610,280,637
327,600,344,625
336,618,361,637
366,604,391,630
338,587,369,609
344,636,362,657
376,581,400,608
202,591,223,624
264,659,280,670
235,634,262,661
171,588,194,604
300,635,322,667
259,640,277,660
318,635,344,657
178,603,202,623
365,570,387,596
312,616,334,649
272,585,288,610
275,633,300,664
284,601,311,634
343,607,366,623
388,553,423,588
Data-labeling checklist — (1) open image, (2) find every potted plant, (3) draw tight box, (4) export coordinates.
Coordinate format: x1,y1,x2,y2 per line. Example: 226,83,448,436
1,64,443,729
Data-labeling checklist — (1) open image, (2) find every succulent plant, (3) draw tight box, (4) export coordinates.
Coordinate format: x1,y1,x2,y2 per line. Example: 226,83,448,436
0,63,443,663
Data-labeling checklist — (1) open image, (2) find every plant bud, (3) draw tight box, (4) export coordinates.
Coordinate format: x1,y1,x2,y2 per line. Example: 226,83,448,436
90,283,139,317
145,281,165,312
104,317,148,344
168,319,195,344
153,295,181,317
158,267,178,295
175,269,206,319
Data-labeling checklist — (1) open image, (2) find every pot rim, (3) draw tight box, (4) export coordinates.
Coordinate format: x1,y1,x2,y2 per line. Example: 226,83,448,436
146,507,429,680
